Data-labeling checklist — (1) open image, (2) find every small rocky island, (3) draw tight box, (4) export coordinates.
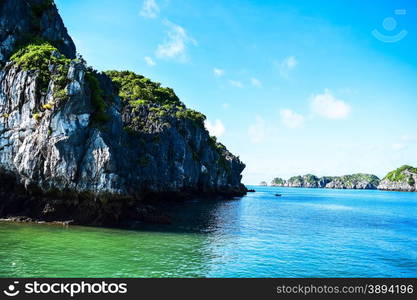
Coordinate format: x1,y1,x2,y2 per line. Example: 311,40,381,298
271,174,380,189
378,165,417,192
270,165,417,192
0,0,246,225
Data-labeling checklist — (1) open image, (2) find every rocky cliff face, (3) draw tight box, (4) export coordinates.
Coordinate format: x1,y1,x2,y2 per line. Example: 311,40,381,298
271,173,380,190
0,0,76,63
378,165,417,192
0,0,246,225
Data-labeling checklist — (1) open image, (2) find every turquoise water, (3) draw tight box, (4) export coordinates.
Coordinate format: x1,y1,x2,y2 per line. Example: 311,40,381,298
1,186,417,278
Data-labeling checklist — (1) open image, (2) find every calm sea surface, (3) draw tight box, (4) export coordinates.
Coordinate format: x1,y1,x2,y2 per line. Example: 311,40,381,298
1,186,417,277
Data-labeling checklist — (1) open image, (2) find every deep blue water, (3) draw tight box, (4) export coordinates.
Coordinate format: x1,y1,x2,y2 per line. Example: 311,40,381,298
219,186,417,277
1,186,417,277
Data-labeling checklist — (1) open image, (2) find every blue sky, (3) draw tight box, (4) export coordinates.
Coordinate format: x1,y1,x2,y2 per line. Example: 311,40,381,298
55,0,417,184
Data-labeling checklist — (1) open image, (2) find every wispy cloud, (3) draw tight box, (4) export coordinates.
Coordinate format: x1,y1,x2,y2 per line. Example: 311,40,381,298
213,68,225,77
392,143,406,151
248,115,266,144
279,56,298,79
251,77,262,87
401,134,417,142
140,0,160,19
205,119,226,137
222,103,230,109
155,20,196,61
280,109,304,128
310,89,351,119
144,56,156,66
229,80,243,88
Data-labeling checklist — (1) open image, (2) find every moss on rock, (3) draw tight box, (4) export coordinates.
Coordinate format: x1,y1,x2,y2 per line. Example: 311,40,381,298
384,165,417,182
11,42,70,101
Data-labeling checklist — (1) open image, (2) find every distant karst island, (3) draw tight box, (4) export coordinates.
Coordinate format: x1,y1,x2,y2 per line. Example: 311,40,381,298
265,165,417,192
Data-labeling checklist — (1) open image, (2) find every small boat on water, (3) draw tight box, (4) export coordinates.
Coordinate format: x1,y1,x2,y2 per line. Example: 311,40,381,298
275,194,282,197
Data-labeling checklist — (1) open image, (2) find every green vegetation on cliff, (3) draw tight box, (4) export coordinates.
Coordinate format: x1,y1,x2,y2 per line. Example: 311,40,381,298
271,177,285,185
339,173,380,186
105,70,229,167
288,176,303,184
105,70,206,127
10,42,110,123
85,70,109,124
304,174,320,184
105,70,181,107
383,165,417,182
11,42,70,94
10,41,70,106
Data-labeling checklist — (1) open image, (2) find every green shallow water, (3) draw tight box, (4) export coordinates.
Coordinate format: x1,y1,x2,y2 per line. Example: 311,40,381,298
0,223,211,277
1,186,417,277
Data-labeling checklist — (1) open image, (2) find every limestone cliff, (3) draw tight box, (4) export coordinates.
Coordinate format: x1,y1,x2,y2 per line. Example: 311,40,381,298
378,165,417,192
271,173,380,190
0,0,246,225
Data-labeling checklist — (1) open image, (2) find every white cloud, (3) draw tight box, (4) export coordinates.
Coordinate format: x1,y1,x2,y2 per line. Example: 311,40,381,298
280,109,304,128
156,20,196,61
140,0,160,19
401,134,417,142
279,56,298,78
251,77,262,87
213,68,225,77
310,89,351,119
248,116,266,144
392,143,406,151
205,119,225,137
144,56,156,66
229,80,243,88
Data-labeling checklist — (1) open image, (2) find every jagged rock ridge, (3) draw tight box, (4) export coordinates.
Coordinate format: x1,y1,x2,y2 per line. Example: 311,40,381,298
271,173,380,190
271,166,417,192
0,0,246,225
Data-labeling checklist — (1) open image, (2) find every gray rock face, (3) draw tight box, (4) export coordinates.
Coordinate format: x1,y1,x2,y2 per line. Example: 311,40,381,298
324,177,376,190
0,0,76,64
378,179,416,192
0,0,245,225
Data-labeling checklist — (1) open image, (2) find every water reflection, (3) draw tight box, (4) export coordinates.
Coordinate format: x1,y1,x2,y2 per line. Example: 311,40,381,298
1,187,417,277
